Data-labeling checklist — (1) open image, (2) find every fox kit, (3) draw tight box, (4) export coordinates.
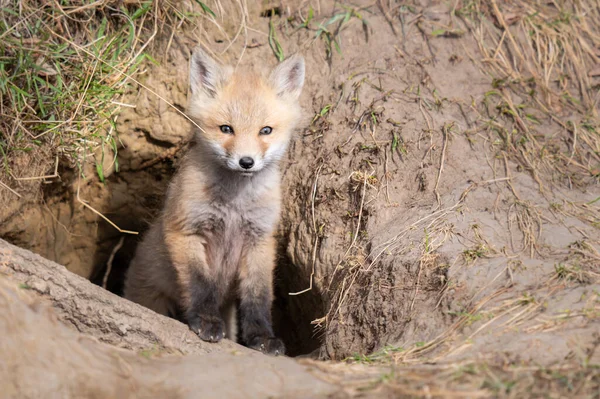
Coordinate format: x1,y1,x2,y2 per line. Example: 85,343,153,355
123,47,305,355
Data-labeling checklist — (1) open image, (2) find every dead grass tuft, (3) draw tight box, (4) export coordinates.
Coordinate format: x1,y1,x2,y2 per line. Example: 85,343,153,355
507,200,544,257
553,240,600,284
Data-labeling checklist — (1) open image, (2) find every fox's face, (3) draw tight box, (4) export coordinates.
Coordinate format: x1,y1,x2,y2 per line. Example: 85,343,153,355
187,48,305,176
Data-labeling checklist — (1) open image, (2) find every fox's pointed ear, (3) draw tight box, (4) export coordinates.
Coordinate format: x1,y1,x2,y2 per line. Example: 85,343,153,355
270,54,305,99
189,47,223,95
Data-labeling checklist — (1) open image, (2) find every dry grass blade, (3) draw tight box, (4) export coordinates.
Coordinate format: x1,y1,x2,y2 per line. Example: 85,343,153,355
0,179,21,198
507,200,543,257
103,236,125,289
76,177,137,235
433,122,451,209
10,156,59,181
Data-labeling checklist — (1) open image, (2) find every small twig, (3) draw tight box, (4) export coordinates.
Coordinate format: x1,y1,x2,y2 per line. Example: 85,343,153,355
433,124,450,209
110,101,136,108
518,148,545,193
377,0,398,36
416,17,437,64
500,90,530,136
489,0,536,79
384,150,392,205
10,156,59,181
76,180,138,235
0,180,21,198
492,31,506,59
418,98,434,132
74,60,99,118
103,236,125,289
567,122,578,166
502,152,521,200
133,140,189,171
409,259,424,313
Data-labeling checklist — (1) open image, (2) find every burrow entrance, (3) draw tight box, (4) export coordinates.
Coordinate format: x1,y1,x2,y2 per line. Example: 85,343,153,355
86,161,324,357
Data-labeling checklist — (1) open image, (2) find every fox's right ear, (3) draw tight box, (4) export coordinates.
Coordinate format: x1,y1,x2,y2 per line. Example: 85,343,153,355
189,47,223,96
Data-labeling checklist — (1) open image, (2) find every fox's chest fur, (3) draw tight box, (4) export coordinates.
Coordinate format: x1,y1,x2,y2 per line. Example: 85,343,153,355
172,161,281,288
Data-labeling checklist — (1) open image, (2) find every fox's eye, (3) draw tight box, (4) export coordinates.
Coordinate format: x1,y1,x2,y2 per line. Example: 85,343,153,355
220,125,234,134
259,126,272,135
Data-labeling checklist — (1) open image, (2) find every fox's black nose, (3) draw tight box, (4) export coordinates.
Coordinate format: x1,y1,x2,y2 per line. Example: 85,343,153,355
239,157,255,169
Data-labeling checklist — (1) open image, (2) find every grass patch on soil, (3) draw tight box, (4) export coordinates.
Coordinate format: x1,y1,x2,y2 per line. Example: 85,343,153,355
0,0,216,194
369,362,600,398
312,354,599,398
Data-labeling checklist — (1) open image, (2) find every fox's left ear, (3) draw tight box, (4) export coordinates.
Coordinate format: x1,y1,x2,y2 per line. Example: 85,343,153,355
270,54,305,99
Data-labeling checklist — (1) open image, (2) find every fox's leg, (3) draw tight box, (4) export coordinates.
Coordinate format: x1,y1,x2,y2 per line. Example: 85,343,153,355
165,231,226,343
239,235,285,356
123,268,174,316
124,224,181,318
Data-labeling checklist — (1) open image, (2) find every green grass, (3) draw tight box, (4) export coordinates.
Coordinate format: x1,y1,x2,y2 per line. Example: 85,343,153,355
138,345,162,358
448,309,492,326
462,244,489,264
268,18,285,61
349,345,404,364
555,263,585,283
315,5,369,60
0,0,209,183
270,3,368,61
2,3,127,177
312,104,332,124
280,3,371,61
352,359,599,397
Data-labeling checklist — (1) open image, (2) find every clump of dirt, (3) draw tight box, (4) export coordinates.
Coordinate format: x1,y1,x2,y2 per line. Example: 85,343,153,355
1,0,599,374
0,269,338,399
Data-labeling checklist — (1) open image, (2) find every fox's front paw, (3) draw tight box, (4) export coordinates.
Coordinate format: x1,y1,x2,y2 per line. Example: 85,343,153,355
248,336,285,356
189,315,226,343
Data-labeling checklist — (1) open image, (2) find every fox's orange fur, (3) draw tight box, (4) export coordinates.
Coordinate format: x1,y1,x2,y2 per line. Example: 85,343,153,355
124,47,305,355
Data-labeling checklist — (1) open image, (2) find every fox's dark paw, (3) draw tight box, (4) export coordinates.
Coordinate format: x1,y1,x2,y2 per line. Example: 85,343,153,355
189,315,226,343
248,336,285,356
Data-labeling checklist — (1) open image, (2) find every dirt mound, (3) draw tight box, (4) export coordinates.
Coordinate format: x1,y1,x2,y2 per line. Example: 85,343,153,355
0,243,339,399
2,238,598,397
